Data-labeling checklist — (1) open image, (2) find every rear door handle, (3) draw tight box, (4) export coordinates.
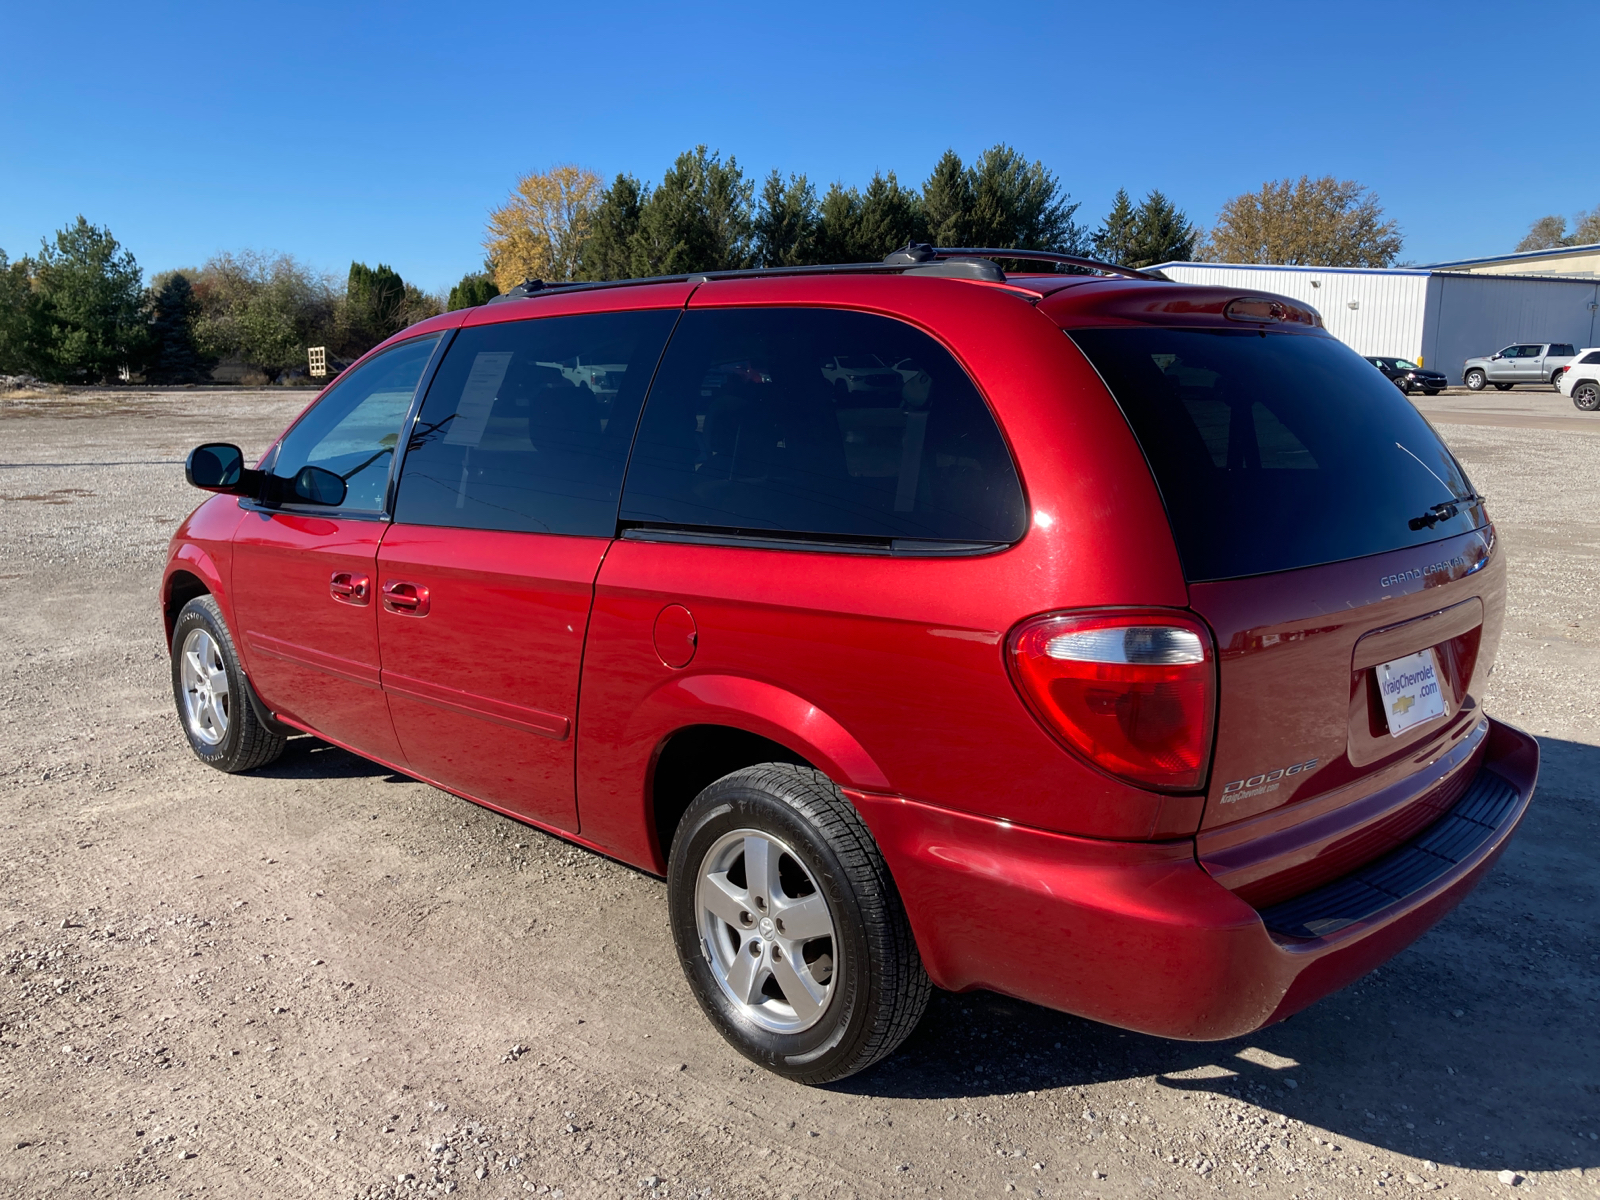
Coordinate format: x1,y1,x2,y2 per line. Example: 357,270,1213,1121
382,580,431,617
329,571,371,605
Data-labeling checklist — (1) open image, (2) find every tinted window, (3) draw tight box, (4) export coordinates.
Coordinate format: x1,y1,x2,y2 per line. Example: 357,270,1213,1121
1514,345,1541,357
1550,344,1576,356
1069,328,1485,582
1582,351,1600,365
620,308,1025,544
394,310,677,535
270,335,441,512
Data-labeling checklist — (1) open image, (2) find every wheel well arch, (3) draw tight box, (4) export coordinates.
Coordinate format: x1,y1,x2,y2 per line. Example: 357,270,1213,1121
650,724,813,864
164,570,210,644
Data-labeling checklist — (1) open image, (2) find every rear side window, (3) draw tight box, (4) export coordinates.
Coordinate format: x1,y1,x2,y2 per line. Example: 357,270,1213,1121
620,308,1025,545
1582,351,1600,365
394,310,677,536
1550,344,1576,357
1069,328,1485,582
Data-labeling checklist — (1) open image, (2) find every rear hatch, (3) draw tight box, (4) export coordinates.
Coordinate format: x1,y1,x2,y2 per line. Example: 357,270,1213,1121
1067,323,1501,906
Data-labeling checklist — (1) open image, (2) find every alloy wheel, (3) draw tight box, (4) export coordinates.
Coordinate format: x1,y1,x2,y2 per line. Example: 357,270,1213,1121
179,626,230,745
696,829,838,1034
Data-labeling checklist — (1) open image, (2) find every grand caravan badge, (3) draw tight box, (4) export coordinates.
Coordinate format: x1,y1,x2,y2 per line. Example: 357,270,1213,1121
1219,758,1319,803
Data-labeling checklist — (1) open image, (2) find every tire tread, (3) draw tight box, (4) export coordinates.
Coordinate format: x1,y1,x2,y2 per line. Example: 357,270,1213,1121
696,763,930,1081
175,596,286,772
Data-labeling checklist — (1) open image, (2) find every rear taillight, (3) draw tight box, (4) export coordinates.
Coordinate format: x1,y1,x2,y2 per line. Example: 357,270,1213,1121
1007,610,1217,792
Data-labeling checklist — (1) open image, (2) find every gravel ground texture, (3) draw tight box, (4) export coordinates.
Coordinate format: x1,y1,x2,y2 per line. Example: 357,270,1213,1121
1,385,1596,1200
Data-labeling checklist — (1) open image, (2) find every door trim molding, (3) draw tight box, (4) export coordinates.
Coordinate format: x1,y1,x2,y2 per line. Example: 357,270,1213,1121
381,670,571,740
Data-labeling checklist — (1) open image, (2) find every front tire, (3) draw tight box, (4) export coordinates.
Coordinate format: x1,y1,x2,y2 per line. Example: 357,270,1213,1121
667,764,929,1083
1574,382,1600,412
170,596,286,772
1464,369,1486,391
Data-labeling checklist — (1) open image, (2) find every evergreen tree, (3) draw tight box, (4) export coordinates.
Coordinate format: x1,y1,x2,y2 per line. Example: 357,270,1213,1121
576,174,647,281
1127,190,1198,267
754,171,819,268
810,173,927,264
144,271,215,384
922,150,973,247
852,172,926,261
346,261,407,347
964,145,1085,253
0,250,38,376
446,272,499,310
30,216,150,383
1092,188,1138,264
811,183,864,266
630,147,754,277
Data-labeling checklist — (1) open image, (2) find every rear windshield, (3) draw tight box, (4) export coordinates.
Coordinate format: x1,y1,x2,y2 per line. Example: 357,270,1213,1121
1069,328,1486,582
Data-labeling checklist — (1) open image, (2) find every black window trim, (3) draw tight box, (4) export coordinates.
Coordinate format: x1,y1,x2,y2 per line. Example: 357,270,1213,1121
241,329,456,521
619,522,1010,558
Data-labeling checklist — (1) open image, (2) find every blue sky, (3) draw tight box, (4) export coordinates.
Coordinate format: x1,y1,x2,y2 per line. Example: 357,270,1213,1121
3,1,1596,293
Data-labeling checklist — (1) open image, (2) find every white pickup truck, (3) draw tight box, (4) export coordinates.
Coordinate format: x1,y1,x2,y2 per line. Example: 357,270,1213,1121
1461,342,1577,391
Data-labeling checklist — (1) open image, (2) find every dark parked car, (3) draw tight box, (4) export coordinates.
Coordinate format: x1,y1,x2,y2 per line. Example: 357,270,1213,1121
1365,356,1447,395
164,248,1537,1083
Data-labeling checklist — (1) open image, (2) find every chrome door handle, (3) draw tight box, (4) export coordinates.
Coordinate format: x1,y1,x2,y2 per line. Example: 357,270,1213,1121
329,572,371,605
381,581,431,617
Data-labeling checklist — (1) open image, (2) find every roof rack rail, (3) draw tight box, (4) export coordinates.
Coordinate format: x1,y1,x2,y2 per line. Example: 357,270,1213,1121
473,246,1165,308
887,243,1164,281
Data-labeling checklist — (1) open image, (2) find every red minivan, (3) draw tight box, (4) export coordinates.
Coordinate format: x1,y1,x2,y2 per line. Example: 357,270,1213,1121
163,247,1537,1083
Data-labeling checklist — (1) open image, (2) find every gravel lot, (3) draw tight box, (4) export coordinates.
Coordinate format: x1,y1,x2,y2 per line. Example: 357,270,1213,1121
1,385,1596,1200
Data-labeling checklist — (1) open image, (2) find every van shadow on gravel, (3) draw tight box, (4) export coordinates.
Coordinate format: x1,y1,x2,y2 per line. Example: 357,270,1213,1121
232,728,1599,1173
251,732,415,785
839,734,1600,1175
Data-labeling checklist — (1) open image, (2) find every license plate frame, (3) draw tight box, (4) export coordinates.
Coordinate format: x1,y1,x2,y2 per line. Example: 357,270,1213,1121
1376,647,1448,737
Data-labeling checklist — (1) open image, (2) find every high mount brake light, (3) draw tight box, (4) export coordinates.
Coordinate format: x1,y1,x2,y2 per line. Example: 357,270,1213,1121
1007,611,1217,792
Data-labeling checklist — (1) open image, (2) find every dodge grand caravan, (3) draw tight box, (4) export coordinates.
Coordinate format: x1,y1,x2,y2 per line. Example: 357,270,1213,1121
163,246,1538,1083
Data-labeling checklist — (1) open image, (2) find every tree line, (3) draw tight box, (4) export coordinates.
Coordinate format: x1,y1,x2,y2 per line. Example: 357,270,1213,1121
1,149,1415,387
474,147,1405,298
0,218,441,385
1515,207,1600,253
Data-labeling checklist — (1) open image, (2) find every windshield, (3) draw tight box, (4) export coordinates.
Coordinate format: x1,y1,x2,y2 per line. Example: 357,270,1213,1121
1069,328,1486,582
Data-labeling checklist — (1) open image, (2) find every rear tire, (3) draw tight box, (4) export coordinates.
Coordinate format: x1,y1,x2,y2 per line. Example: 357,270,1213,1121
1574,382,1600,412
667,763,930,1084
170,596,286,772
1551,371,1565,389
1464,369,1486,391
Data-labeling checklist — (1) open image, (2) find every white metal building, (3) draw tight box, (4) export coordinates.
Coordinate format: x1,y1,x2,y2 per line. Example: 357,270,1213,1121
1150,262,1600,384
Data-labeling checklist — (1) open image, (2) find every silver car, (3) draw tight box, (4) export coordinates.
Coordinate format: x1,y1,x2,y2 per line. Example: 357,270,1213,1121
1462,342,1577,391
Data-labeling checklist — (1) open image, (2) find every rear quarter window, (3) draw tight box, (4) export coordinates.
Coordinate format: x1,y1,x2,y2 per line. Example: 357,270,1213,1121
1069,328,1486,582
620,307,1026,545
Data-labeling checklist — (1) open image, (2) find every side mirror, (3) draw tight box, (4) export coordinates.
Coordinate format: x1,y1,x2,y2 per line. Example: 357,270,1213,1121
290,465,347,507
186,443,257,494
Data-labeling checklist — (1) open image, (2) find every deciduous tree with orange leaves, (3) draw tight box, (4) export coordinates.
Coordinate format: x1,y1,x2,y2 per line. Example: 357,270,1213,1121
484,165,603,292
1200,176,1401,267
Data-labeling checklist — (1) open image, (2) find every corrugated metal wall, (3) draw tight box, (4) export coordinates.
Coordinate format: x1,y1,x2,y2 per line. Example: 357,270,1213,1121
1154,263,1600,383
1157,264,1430,360
1423,274,1600,383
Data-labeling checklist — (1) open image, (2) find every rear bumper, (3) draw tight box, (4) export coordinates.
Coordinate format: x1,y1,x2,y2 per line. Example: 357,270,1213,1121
852,716,1537,1041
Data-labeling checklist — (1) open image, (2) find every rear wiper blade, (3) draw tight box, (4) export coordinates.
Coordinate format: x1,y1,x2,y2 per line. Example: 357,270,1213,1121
1408,492,1484,531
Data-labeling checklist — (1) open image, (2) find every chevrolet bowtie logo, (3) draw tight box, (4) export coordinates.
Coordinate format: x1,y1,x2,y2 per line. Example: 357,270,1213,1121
1392,695,1416,715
